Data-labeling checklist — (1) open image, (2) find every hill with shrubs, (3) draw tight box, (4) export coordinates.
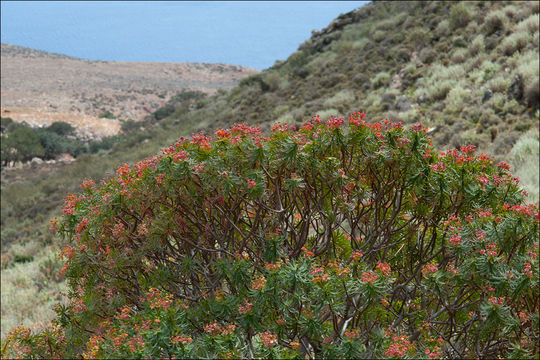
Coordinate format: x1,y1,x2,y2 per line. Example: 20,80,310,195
147,0,539,197
1,1,539,358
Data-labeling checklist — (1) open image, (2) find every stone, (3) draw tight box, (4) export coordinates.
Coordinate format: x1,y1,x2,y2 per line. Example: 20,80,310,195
58,153,75,162
381,93,396,104
508,75,523,101
31,157,44,166
393,97,413,112
482,89,493,103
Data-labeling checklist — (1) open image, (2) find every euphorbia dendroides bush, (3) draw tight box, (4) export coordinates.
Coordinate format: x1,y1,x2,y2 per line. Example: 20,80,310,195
4,113,538,359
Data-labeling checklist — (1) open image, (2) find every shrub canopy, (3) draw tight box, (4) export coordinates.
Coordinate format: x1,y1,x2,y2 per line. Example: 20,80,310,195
4,113,539,359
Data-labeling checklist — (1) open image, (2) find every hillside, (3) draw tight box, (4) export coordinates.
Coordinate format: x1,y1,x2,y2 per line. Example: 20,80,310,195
161,1,538,156
1,43,258,139
1,0,539,343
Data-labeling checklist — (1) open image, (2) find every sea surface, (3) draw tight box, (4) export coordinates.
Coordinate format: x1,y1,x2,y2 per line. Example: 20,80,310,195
1,1,367,70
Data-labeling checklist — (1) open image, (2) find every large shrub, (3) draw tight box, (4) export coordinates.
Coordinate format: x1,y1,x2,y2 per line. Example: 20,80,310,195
3,114,538,359
1,126,45,164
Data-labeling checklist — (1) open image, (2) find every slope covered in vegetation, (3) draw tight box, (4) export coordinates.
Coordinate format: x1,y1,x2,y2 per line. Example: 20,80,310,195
158,1,539,153
1,0,538,349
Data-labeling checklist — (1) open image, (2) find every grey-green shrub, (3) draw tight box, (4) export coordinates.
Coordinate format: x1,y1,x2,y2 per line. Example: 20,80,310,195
500,30,531,55
484,9,507,34
469,35,486,57
449,3,472,29
372,71,391,88
451,48,468,63
510,129,540,202
515,13,540,34
446,85,470,113
323,90,356,109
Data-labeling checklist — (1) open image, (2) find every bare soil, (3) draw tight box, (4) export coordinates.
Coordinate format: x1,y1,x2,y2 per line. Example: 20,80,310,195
1,43,258,139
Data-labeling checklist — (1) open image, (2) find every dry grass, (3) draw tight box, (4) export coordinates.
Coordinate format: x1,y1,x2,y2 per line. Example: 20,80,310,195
1,248,67,338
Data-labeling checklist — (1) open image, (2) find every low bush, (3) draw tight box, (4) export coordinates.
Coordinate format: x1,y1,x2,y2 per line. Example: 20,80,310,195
449,3,472,30
1,126,44,164
515,14,540,34
499,30,530,55
469,34,485,57
0,117,14,133
524,78,539,108
98,111,116,119
418,48,436,64
483,9,507,35
445,85,470,113
152,104,175,121
372,72,391,88
510,129,540,202
323,90,356,110
46,122,75,137
36,129,87,159
4,114,538,359
450,48,468,64
407,28,431,50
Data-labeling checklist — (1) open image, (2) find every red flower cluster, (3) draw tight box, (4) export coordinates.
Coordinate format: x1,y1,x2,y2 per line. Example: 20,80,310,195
215,128,231,138
204,322,236,336
170,335,192,345
422,263,438,276
348,111,367,126
397,137,411,146
231,123,262,136
301,247,315,258
523,262,534,278
251,276,266,291
503,204,539,220
311,266,330,284
62,194,80,215
431,161,447,172
344,328,362,339
238,300,252,314
80,178,95,190
258,331,278,347
272,122,295,133
385,334,412,358
449,234,462,246
145,288,173,310
326,116,345,129
361,271,378,284
376,262,391,276
425,346,442,359
191,133,212,150
487,297,505,306
479,243,497,257
497,161,511,171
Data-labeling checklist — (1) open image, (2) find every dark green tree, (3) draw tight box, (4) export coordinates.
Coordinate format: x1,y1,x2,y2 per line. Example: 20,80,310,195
2,126,45,163
0,117,14,134
46,121,75,136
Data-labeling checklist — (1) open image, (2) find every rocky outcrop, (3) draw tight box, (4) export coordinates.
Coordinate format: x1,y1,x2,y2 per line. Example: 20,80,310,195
508,75,523,101
298,5,371,54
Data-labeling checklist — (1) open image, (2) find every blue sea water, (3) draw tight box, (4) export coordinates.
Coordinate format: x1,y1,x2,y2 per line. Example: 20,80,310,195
1,1,367,70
